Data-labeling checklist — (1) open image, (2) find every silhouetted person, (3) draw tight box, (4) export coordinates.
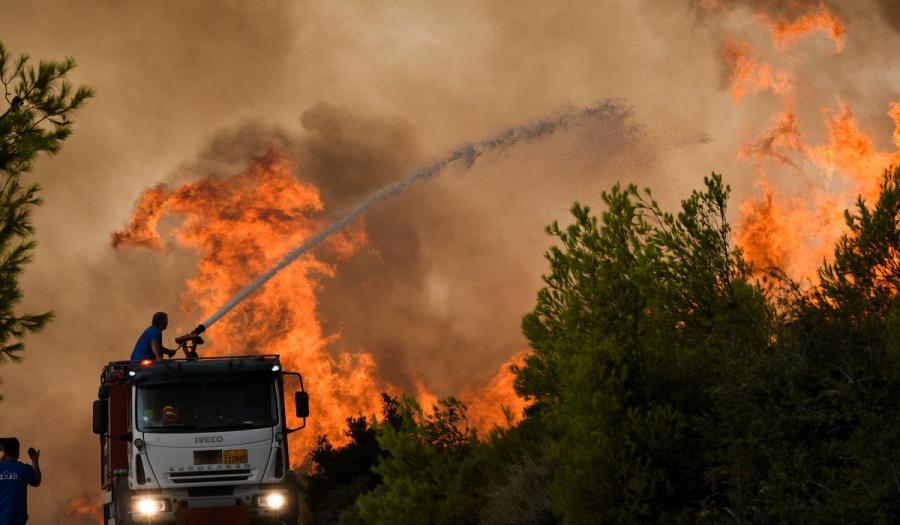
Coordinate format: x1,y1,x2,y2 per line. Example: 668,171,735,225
131,312,177,361
0,437,41,524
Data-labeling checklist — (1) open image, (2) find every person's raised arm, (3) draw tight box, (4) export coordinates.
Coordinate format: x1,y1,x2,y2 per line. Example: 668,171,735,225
27,447,40,487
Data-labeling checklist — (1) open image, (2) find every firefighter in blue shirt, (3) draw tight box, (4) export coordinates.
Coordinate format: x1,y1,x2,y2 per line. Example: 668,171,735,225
131,312,178,361
0,437,41,525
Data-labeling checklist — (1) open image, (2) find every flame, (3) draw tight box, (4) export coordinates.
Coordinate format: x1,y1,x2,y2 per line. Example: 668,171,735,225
714,2,899,281
112,148,522,459
760,2,847,51
735,177,846,280
890,102,900,149
723,39,791,102
806,102,900,194
64,492,102,524
462,353,529,433
110,185,169,251
739,105,803,165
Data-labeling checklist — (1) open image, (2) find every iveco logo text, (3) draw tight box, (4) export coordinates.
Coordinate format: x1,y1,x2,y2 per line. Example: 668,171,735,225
194,436,224,443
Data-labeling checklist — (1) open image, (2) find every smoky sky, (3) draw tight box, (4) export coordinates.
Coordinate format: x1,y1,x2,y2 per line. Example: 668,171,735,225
0,0,899,521
875,0,900,34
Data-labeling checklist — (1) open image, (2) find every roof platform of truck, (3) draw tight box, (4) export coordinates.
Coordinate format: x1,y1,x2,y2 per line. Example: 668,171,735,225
100,355,284,384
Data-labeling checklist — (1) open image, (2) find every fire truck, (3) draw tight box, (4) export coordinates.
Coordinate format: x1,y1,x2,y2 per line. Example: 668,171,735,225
92,354,309,524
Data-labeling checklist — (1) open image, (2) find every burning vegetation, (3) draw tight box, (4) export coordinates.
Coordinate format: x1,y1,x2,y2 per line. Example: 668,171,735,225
110,148,526,464
716,0,900,281
82,0,900,523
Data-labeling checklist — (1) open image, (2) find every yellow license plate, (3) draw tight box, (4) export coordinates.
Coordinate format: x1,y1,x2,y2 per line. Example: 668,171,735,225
223,449,248,464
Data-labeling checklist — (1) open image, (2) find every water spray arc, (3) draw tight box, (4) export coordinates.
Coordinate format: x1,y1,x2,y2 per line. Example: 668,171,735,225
200,102,624,331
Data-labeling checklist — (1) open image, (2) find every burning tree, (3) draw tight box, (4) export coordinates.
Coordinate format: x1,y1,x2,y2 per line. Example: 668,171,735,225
502,167,900,522
0,41,93,369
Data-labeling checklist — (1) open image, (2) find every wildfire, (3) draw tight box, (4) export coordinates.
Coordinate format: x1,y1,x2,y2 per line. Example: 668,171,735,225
64,492,102,524
712,1,899,281
462,353,529,434
806,103,900,194
112,148,523,459
704,0,848,49
723,39,791,102
760,3,847,51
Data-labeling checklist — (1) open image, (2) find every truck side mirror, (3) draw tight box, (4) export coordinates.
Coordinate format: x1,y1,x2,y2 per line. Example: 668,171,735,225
93,400,108,435
295,392,309,418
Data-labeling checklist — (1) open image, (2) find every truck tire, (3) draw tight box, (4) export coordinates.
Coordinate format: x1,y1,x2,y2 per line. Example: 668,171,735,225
114,477,134,525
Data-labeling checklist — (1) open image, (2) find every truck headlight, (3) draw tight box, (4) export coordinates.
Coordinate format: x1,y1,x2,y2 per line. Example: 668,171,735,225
133,498,171,515
252,493,285,509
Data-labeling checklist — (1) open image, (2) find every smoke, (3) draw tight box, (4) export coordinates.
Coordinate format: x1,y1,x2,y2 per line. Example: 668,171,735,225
0,0,897,522
873,0,900,34
200,102,630,333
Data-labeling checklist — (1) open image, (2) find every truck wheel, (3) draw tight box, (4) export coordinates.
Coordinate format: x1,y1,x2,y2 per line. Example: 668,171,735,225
114,477,134,525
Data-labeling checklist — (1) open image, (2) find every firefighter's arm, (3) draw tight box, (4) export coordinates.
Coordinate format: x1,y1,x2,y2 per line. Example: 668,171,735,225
28,448,40,487
151,339,176,359
151,339,163,359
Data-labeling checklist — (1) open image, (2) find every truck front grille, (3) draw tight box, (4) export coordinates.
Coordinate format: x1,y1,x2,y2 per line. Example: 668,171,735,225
167,469,252,484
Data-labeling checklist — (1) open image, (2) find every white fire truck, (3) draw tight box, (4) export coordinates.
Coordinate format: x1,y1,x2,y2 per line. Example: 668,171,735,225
93,354,309,524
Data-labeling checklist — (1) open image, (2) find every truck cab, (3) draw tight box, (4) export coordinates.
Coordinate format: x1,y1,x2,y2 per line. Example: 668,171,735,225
93,355,308,525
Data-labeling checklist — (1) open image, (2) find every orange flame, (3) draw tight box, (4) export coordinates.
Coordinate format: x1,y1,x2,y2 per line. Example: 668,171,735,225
462,353,529,433
761,3,847,51
739,105,803,165
723,39,791,102
64,492,102,524
705,1,847,51
735,177,846,281
806,102,900,195
890,102,900,149
113,148,524,458
113,150,386,458
718,2,899,281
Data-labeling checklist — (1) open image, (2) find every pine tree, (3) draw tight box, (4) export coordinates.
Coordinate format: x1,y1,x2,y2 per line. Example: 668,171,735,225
0,40,93,366
514,175,773,522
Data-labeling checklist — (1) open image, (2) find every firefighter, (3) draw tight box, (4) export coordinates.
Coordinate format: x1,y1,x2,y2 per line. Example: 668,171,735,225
0,437,41,524
131,312,178,361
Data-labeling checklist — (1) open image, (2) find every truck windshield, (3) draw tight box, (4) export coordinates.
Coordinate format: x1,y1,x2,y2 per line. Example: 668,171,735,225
135,379,278,432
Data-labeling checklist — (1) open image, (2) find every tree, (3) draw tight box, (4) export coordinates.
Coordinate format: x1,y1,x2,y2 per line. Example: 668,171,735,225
0,40,93,366
302,393,403,524
710,166,900,523
357,397,482,525
514,174,773,522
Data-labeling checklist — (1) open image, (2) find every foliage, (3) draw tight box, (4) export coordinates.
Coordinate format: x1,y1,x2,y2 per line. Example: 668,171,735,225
709,167,900,523
312,168,900,523
513,174,772,522
480,446,556,525
302,393,401,524
356,396,483,525
0,40,93,365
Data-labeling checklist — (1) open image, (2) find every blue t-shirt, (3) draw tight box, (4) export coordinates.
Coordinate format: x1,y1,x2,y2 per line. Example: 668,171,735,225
131,325,162,361
0,459,37,525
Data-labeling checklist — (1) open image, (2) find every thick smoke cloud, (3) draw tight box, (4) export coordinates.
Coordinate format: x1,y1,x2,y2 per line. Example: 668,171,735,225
183,102,651,395
0,0,897,521
301,103,651,394
875,0,900,34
